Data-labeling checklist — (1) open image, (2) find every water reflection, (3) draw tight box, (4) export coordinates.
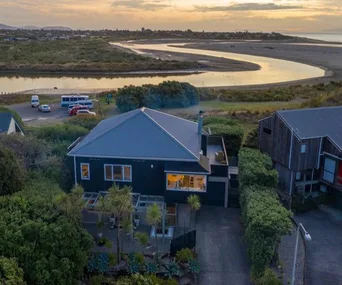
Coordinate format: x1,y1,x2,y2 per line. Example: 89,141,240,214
0,42,325,93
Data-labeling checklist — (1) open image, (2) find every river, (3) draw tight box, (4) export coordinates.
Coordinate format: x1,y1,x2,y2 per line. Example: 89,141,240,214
0,42,325,93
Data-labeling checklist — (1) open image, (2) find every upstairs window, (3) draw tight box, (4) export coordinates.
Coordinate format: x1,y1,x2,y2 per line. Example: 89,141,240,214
263,127,272,135
301,144,307,153
322,157,336,184
81,163,90,180
104,164,132,182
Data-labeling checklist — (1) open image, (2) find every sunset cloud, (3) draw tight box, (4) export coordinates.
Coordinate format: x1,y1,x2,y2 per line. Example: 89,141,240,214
0,0,341,32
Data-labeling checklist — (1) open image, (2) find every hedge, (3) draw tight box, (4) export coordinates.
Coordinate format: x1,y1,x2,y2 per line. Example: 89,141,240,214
205,123,244,155
238,148,292,279
115,81,199,112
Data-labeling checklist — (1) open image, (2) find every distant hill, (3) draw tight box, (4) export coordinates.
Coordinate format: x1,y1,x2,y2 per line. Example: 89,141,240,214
0,23,16,30
0,23,72,31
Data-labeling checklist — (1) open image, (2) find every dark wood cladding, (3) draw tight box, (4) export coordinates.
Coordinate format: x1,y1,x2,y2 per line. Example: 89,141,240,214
259,113,324,171
292,137,321,171
323,138,342,158
259,115,291,167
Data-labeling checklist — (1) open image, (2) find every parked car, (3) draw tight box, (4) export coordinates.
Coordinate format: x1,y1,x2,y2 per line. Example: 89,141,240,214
74,99,94,109
76,110,96,116
31,95,39,108
38,104,51,112
68,104,82,112
69,105,89,116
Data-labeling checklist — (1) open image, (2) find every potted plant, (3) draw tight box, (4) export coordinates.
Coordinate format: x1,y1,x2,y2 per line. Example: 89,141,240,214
134,213,140,228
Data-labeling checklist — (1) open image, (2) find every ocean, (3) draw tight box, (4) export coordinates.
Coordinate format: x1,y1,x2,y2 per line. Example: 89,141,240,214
286,33,342,43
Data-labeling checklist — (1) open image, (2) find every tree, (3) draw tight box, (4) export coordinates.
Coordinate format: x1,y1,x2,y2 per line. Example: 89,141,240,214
0,180,93,285
121,218,133,257
146,203,162,254
106,184,134,263
135,232,149,255
0,147,25,196
187,194,201,229
55,184,85,225
0,257,26,285
95,195,107,237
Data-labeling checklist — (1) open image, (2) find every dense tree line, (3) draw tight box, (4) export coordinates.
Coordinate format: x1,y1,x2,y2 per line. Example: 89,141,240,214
115,81,199,112
238,148,292,283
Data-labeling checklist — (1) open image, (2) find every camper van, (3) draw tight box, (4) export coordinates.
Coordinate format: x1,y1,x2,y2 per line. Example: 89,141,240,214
31,95,40,108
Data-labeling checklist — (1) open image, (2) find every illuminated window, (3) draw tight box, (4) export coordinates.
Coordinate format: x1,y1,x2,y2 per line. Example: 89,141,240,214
104,164,132,182
81,163,90,180
167,173,206,192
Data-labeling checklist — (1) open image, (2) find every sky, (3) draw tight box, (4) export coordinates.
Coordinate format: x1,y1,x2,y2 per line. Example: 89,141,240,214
0,0,341,33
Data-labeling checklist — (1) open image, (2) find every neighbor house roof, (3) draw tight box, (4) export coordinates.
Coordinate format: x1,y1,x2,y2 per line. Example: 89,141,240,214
277,106,342,150
68,107,205,161
0,112,14,134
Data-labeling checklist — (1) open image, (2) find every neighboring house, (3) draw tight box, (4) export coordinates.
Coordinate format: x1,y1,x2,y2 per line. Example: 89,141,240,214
0,112,24,135
68,107,230,210
259,106,342,210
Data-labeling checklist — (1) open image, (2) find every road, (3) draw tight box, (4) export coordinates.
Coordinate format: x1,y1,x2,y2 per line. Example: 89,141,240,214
296,207,342,285
8,102,69,126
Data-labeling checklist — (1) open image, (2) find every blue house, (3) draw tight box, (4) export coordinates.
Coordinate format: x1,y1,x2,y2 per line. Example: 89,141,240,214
68,108,229,213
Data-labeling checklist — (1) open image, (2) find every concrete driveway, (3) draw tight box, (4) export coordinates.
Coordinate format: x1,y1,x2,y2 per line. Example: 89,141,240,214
296,207,342,285
196,206,251,285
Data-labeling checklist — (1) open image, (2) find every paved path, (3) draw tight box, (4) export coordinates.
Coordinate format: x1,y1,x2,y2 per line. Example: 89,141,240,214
295,208,342,285
196,206,251,285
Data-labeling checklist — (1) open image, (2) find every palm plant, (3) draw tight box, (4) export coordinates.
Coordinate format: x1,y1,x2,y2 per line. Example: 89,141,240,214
95,195,107,237
120,217,133,257
146,203,162,254
135,232,149,255
187,194,201,229
106,183,134,263
55,184,85,225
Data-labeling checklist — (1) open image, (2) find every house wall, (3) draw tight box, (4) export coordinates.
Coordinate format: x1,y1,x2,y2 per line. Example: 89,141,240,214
275,163,292,194
291,137,321,171
7,118,23,135
73,156,227,207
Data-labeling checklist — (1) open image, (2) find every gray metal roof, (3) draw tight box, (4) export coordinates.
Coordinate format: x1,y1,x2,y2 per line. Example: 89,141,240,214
68,107,203,161
277,106,342,149
0,113,13,134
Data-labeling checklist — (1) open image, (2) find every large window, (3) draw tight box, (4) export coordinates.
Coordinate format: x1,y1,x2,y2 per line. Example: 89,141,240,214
104,164,132,182
323,158,336,184
81,163,90,180
167,174,206,192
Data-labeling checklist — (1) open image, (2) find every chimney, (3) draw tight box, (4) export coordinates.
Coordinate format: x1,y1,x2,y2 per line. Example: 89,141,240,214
198,110,204,134
198,110,204,156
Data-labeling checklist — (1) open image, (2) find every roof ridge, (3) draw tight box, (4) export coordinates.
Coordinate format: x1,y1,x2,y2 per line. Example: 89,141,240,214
144,107,198,125
141,110,199,160
68,109,141,155
277,106,342,114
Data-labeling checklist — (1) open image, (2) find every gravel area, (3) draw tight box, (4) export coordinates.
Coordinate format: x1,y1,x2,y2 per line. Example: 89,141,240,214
279,223,305,285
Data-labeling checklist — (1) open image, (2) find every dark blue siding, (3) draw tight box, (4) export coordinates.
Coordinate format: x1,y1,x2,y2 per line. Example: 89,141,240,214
164,181,225,207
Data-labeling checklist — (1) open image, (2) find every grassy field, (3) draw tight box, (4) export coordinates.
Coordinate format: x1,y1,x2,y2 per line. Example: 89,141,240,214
0,38,202,73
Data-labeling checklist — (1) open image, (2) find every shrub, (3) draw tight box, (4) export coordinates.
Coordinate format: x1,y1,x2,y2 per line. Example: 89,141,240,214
238,148,292,278
244,127,258,148
115,81,199,112
205,123,244,155
253,268,282,285
175,248,194,263
203,116,238,126
31,124,89,143
0,257,25,285
66,115,102,130
0,147,25,196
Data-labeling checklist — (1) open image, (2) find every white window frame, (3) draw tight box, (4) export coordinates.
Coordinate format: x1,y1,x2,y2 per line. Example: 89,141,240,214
80,163,90,180
104,164,132,182
166,173,207,193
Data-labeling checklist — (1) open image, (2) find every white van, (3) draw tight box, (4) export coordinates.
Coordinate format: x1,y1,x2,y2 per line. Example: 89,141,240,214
31,95,40,108
74,99,94,109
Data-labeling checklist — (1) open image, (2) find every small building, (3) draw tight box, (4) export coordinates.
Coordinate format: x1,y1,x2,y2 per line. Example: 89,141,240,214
68,107,230,212
258,106,342,210
0,112,24,135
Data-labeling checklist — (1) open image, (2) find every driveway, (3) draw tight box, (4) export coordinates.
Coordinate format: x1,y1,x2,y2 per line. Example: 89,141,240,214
296,207,342,285
196,206,251,285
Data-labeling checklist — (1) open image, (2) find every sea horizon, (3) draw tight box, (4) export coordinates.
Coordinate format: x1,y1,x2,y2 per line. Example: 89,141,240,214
285,32,342,43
